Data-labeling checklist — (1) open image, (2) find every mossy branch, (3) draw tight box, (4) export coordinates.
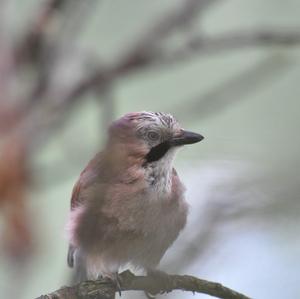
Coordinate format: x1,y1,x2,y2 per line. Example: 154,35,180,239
36,270,251,299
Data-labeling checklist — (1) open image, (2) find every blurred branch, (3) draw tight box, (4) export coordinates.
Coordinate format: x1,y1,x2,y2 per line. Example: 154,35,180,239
171,54,291,123
3,0,300,152
14,0,66,66
99,87,115,130
15,0,97,108
155,28,300,64
125,0,219,55
55,27,300,111
28,0,220,116
35,270,251,299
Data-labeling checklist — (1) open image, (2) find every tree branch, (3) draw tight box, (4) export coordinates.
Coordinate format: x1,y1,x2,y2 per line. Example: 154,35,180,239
155,28,300,64
55,28,300,109
35,270,251,299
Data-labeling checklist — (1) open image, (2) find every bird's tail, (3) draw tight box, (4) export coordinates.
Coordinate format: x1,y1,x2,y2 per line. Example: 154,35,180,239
68,245,88,284
72,259,88,284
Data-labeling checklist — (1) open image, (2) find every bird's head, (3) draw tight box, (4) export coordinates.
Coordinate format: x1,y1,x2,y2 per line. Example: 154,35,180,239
107,111,203,169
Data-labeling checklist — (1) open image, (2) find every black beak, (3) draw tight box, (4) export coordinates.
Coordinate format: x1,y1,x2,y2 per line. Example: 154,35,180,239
171,130,204,146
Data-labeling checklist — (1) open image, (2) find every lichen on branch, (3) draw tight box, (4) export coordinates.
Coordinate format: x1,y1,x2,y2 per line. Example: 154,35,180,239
35,270,251,299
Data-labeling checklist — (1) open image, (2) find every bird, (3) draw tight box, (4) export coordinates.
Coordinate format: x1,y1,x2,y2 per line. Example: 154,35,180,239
66,111,203,292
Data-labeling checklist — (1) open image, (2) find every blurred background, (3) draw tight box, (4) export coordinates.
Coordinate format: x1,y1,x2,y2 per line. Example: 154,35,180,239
0,1,300,298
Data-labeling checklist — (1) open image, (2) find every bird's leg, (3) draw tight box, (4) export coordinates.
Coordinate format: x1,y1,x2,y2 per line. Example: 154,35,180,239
96,272,122,297
111,272,122,297
147,269,173,294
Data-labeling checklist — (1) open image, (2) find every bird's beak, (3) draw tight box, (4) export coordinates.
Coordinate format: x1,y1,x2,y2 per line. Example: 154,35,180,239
171,130,204,146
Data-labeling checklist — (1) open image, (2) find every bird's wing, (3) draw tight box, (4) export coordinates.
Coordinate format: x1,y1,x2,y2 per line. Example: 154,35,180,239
70,152,103,210
70,178,84,210
68,176,90,268
68,153,103,268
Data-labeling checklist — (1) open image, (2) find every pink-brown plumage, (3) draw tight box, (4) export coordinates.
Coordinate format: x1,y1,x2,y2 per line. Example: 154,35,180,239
66,112,203,281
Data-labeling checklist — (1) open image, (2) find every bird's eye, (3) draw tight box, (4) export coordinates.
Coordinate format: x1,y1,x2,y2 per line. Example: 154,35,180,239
147,131,160,141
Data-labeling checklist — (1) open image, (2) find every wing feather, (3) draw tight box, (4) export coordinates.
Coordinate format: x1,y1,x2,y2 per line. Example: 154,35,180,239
68,153,103,268
70,179,84,210
70,152,103,210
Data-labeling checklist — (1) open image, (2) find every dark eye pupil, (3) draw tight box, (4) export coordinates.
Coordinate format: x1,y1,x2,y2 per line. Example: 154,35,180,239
148,131,159,140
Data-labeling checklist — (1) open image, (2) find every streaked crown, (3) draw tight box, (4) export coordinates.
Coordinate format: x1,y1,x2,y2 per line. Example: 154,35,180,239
108,111,203,164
